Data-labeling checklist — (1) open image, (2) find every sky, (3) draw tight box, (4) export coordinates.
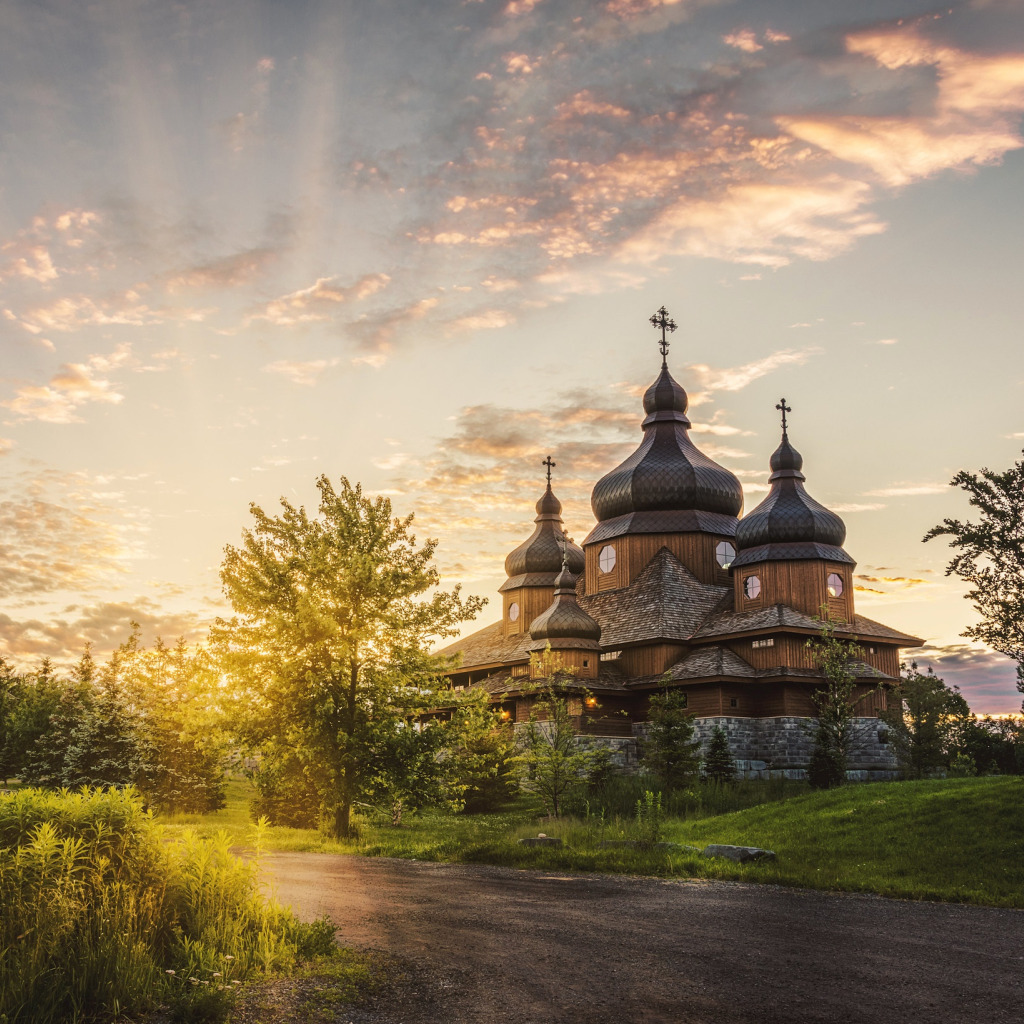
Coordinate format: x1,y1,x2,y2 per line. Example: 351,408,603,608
1,0,1022,714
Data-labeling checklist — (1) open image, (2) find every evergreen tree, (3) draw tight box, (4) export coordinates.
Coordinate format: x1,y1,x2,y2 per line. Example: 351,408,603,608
446,687,517,813
640,688,701,789
702,726,736,784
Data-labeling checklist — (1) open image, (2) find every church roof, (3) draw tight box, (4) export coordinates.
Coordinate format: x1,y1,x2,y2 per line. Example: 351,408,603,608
588,360,743,534
436,620,532,670
580,547,732,647
504,482,584,580
663,645,757,680
528,565,601,646
733,421,849,567
691,603,923,645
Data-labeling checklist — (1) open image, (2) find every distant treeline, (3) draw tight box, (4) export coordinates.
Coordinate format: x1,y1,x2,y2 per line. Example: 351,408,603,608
0,627,225,813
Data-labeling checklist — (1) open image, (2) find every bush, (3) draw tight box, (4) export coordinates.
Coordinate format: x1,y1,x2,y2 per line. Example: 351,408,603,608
0,787,335,1024
249,751,323,828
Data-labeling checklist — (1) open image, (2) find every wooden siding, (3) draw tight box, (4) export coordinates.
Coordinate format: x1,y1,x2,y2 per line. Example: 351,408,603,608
529,648,599,680
733,560,855,621
585,532,733,595
503,586,555,636
619,643,688,678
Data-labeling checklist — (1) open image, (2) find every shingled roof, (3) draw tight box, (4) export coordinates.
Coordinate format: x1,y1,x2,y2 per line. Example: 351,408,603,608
435,620,533,670
580,547,732,647
691,603,922,645
663,645,756,681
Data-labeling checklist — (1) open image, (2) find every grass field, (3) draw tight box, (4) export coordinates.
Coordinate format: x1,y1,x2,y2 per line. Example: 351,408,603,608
158,774,1024,907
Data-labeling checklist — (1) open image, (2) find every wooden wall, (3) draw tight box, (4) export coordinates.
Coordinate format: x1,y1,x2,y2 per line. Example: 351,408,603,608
584,532,733,595
503,586,556,636
733,559,855,620
619,644,688,678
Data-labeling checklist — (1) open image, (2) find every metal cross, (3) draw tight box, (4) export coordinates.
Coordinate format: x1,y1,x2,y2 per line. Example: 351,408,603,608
776,397,792,434
542,455,556,486
649,305,677,366
561,528,571,570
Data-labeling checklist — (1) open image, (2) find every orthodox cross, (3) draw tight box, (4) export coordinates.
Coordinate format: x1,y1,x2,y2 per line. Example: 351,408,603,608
776,397,791,435
649,305,677,367
542,455,556,486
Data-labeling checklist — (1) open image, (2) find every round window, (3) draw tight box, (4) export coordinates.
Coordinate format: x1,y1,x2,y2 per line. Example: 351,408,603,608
716,540,736,569
508,602,520,622
827,573,844,598
599,545,617,573
743,575,761,600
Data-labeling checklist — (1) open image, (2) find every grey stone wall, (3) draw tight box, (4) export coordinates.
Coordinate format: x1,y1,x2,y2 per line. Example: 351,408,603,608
633,716,898,781
516,715,899,781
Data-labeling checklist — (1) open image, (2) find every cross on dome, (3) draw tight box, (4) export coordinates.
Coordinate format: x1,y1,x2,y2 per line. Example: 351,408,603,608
542,455,556,485
649,305,677,367
776,397,792,435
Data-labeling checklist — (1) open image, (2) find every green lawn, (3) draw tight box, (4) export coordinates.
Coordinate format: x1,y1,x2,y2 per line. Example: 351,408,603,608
158,775,1024,907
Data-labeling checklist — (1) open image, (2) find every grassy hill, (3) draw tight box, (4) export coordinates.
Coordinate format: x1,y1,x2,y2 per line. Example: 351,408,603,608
670,776,1024,906
162,775,1024,907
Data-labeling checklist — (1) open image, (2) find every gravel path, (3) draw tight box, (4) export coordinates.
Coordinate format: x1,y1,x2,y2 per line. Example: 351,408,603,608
264,853,1024,1024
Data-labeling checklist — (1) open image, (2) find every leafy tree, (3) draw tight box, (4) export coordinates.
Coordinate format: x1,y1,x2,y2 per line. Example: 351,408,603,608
250,743,323,828
446,687,517,813
640,688,701,789
214,476,483,838
924,452,1024,710
806,614,866,788
881,663,971,778
513,680,606,817
702,726,736,784
369,717,453,826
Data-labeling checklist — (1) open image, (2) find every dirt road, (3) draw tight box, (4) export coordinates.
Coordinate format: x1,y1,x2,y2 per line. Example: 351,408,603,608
264,853,1024,1024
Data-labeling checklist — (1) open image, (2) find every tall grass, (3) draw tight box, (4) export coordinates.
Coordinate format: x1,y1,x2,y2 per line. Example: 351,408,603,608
0,787,336,1024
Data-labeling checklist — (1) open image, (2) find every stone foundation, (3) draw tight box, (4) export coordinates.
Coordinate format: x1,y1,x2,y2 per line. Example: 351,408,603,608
637,716,898,780
516,715,899,780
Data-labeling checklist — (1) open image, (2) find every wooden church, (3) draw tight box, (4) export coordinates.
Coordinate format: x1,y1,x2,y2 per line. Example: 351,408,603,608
438,308,922,776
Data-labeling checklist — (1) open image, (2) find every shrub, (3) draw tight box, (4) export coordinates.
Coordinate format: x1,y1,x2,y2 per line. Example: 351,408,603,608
0,787,334,1024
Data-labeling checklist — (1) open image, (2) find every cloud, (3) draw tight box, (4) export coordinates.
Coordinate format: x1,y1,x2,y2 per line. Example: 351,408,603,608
864,484,948,497
251,273,391,327
778,25,1024,187
3,344,134,423
0,496,132,597
349,295,440,367
831,502,886,513
688,346,822,393
723,30,762,53
166,247,278,293
263,358,341,386
910,644,1022,716
0,599,207,663
448,308,516,333
10,292,210,335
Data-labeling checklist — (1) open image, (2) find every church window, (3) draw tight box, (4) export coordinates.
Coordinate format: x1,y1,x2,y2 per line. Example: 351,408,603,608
827,572,844,598
730,697,738,708
508,602,520,622
599,545,617,573
752,638,774,649
743,575,761,600
715,540,735,569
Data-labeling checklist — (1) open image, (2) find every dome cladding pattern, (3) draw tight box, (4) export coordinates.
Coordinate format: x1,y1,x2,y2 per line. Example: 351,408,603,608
733,432,849,562
504,485,585,578
591,365,744,525
528,566,602,643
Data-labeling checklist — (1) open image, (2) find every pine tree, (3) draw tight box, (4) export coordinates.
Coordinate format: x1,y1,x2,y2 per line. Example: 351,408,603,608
702,726,736,784
640,688,701,789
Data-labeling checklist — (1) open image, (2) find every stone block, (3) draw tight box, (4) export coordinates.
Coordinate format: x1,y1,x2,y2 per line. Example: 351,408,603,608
518,835,563,847
702,844,776,864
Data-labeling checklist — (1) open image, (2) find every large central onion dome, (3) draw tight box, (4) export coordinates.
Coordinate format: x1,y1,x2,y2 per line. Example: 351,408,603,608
590,363,744,528
505,484,584,579
732,427,852,568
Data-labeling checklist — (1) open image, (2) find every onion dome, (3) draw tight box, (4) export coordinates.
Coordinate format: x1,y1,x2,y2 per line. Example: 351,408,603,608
504,484,585,579
732,413,852,569
528,563,602,645
587,363,744,543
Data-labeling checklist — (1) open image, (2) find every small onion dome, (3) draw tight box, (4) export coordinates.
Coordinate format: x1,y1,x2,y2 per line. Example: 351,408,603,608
528,565,602,645
732,431,852,568
590,364,744,525
504,485,585,579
